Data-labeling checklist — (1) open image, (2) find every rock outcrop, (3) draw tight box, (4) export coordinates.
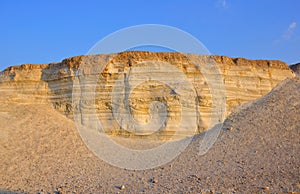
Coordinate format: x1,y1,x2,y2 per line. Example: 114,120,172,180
0,52,295,138
290,63,300,76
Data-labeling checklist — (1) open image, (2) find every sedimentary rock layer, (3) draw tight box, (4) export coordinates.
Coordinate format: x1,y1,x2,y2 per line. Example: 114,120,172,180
0,52,295,137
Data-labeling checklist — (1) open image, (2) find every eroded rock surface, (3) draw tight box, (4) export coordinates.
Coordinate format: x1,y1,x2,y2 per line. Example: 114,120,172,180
290,63,300,76
0,52,295,137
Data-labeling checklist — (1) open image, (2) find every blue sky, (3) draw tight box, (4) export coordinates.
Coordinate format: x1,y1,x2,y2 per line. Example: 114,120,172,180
0,0,299,70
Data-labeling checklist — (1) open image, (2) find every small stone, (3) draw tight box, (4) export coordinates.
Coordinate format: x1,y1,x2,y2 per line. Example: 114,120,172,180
261,186,270,190
120,185,126,190
204,189,213,193
150,177,158,183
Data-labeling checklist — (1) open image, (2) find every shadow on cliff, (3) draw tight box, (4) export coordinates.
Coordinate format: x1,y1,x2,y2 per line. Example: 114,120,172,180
41,63,74,116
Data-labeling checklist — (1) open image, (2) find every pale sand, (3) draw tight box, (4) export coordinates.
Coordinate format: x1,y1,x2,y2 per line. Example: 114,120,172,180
0,77,299,193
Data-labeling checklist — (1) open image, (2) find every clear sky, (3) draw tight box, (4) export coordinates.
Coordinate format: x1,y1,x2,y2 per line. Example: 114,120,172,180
0,0,299,70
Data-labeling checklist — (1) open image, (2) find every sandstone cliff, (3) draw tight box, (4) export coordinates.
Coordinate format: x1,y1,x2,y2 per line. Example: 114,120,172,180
0,52,295,137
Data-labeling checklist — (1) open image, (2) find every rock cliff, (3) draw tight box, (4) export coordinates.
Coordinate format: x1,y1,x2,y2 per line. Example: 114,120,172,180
0,52,295,138
290,63,300,76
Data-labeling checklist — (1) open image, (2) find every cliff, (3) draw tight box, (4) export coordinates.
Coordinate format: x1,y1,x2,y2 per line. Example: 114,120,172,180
290,63,300,76
0,52,295,138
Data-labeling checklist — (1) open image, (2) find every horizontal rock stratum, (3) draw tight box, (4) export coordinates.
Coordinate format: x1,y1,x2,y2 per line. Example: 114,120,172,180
0,51,295,138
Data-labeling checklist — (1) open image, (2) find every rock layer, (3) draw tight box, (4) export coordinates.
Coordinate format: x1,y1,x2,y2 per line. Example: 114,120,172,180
0,52,295,138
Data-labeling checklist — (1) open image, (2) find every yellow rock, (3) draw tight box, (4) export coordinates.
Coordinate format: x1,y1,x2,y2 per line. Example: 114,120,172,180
0,52,295,139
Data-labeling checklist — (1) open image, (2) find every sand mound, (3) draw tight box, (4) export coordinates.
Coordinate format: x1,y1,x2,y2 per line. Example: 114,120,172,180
0,78,299,193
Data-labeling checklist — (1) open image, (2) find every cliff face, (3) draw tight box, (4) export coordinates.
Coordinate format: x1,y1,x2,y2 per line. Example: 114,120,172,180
0,56,83,114
0,52,295,137
290,63,300,76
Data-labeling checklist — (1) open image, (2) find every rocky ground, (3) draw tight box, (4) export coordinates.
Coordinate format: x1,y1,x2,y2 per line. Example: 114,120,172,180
0,77,299,193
